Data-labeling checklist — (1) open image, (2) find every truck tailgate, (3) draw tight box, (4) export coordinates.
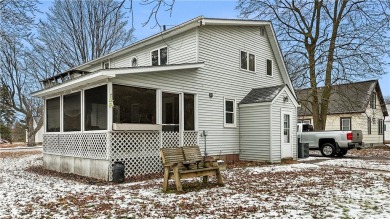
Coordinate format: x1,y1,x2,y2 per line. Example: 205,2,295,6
352,130,363,143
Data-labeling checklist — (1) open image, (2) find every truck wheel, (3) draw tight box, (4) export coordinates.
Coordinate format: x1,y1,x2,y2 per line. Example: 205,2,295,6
336,148,348,157
320,143,336,157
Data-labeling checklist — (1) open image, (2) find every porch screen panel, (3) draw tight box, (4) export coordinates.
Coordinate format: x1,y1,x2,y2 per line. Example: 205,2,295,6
162,92,179,131
113,85,156,124
63,92,81,132
184,94,194,130
46,97,60,132
85,85,107,130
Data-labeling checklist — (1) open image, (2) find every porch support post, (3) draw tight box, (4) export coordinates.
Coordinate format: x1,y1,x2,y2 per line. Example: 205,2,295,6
156,89,162,148
179,93,184,146
107,82,113,131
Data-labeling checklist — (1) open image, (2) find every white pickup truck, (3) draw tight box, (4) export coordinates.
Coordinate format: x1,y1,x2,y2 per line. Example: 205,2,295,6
297,123,363,157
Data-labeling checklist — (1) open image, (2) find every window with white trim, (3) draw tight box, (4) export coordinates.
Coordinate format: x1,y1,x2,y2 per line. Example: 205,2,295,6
240,51,255,72
298,119,311,124
340,117,351,131
267,59,272,76
151,47,167,66
103,61,110,69
379,119,384,135
131,57,138,67
224,98,236,127
368,117,372,134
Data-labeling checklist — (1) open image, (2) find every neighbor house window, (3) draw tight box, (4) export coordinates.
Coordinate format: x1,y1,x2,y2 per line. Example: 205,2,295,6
131,57,137,67
63,92,81,132
379,119,384,135
240,51,255,72
267,59,272,76
340,117,351,131
46,97,60,132
298,119,311,124
224,98,236,127
151,47,168,66
368,117,372,134
370,92,376,109
113,85,156,124
85,85,107,131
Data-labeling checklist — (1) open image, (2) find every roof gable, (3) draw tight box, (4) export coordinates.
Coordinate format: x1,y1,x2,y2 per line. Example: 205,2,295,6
296,80,388,116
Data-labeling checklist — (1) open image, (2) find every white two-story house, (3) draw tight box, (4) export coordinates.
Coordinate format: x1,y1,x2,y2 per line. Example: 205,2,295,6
32,17,299,180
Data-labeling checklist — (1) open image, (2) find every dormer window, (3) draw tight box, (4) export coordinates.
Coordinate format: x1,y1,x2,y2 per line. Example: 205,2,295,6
103,61,110,69
151,47,168,66
131,57,138,67
240,51,255,72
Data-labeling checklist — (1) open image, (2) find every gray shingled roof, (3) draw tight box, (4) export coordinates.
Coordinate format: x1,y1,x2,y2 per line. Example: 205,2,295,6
296,80,388,116
240,85,285,104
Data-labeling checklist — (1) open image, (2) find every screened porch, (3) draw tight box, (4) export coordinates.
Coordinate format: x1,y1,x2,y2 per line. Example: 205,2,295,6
43,83,199,180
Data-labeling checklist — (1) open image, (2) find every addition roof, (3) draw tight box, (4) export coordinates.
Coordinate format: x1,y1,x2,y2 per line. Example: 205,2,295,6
296,80,388,117
240,85,285,104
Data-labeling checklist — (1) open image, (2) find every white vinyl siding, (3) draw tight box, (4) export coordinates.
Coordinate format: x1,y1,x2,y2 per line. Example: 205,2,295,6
57,25,289,158
239,104,271,161
82,29,197,71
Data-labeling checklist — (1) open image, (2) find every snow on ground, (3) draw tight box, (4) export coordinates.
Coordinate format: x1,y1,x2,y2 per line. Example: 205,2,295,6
2,152,390,218
317,158,390,171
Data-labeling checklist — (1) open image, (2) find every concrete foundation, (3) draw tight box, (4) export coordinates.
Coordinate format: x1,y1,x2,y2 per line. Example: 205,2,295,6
43,154,110,181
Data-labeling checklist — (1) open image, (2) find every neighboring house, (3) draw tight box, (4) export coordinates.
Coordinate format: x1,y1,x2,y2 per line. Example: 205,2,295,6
32,17,299,180
25,116,44,144
385,104,390,144
297,80,388,146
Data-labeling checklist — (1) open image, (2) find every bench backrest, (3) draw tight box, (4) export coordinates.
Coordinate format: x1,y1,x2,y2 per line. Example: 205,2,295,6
160,147,185,166
182,146,202,162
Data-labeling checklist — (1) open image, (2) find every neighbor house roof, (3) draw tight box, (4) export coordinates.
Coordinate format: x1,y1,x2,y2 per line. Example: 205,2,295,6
296,80,388,117
34,16,294,97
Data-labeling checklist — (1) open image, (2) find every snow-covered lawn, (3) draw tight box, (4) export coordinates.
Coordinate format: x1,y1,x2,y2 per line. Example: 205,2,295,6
2,152,390,218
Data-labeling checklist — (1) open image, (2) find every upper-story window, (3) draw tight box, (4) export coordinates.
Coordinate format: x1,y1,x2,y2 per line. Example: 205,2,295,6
267,59,272,76
370,92,376,109
131,57,138,67
103,61,110,69
240,51,255,72
151,47,168,66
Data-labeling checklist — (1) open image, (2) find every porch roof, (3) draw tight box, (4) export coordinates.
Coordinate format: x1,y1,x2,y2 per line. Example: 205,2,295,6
32,62,204,98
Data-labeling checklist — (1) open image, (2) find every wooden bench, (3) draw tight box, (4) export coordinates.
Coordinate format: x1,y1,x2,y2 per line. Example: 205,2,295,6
160,146,224,192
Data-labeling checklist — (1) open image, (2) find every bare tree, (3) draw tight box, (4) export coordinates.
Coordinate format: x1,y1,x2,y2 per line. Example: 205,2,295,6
238,0,390,130
33,0,135,78
385,95,390,105
0,39,43,145
0,0,41,145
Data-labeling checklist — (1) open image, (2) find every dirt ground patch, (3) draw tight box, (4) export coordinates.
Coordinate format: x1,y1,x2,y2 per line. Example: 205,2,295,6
0,150,41,158
0,142,27,148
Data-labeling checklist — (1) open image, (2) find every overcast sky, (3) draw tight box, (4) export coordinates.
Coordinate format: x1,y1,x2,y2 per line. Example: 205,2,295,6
38,0,390,97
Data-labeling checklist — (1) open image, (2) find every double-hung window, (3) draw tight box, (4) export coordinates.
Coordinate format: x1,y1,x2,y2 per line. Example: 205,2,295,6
224,98,236,127
379,119,384,135
151,47,168,66
267,59,272,76
340,117,351,131
240,51,255,72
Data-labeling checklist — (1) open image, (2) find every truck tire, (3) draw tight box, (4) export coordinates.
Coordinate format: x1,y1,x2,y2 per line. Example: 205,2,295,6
320,143,336,157
336,148,348,157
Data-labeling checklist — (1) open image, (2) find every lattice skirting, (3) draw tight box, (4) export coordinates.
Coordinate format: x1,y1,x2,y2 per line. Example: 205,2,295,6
43,133,108,160
44,130,199,180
